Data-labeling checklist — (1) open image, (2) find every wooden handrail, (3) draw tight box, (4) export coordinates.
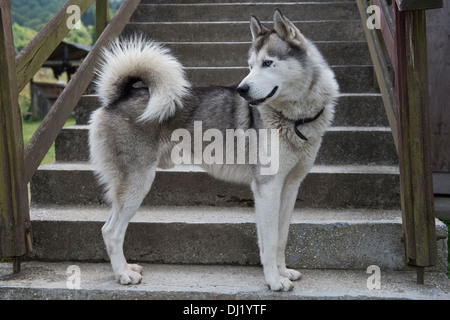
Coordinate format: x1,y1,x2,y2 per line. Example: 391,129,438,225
356,0,442,284
395,0,443,11
373,0,394,69
357,0,397,149
24,0,141,183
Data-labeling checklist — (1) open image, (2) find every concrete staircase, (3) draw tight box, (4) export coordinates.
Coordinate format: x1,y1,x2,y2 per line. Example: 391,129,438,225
1,0,449,299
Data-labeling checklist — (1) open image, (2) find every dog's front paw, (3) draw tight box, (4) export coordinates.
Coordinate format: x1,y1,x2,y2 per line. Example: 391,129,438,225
279,268,302,281
117,264,143,285
267,277,294,292
129,263,144,274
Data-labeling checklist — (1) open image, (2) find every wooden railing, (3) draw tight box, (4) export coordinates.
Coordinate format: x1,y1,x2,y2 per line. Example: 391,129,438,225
0,0,141,272
356,0,443,283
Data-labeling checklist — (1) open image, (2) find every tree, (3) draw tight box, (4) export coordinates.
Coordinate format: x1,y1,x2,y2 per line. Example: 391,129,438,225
12,23,36,54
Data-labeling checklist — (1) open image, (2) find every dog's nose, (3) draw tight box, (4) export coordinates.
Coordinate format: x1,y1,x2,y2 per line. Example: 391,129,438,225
237,84,249,98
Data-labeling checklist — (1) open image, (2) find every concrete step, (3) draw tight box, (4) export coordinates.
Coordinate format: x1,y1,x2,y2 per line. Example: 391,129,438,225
30,162,401,209
74,94,389,127
27,205,449,271
2,261,449,300
55,125,397,165
130,3,360,22
122,20,365,42
164,41,372,67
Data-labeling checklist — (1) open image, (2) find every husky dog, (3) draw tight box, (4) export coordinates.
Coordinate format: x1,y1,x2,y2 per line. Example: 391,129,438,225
89,9,339,291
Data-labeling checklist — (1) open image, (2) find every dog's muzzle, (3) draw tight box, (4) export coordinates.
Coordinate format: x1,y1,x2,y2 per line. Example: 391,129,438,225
237,85,278,107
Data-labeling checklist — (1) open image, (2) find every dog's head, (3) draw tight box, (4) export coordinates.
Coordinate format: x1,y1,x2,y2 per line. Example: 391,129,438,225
237,9,312,107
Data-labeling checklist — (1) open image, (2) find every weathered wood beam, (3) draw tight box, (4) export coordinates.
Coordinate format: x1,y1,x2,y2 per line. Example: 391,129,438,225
372,0,395,67
356,0,398,150
96,0,110,41
395,0,443,11
15,0,95,92
0,0,32,264
24,0,141,183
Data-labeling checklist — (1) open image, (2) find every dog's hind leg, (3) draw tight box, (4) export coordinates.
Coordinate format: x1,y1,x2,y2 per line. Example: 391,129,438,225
252,177,294,292
102,166,156,285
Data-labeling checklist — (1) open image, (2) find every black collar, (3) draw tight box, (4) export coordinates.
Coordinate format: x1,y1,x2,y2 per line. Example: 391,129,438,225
294,108,325,141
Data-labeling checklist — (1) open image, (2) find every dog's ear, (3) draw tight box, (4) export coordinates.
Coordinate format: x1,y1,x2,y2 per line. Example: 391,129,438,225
273,9,305,45
250,15,269,41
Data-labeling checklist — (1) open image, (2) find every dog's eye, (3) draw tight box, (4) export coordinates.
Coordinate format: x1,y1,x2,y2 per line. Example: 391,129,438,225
262,60,273,67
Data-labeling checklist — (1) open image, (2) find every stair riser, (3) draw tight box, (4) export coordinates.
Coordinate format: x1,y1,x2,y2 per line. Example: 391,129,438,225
28,218,408,270
87,65,374,93
28,213,449,272
131,3,360,22
164,42,372,67
122,21,365,42
55,127,398,165
75,95,389,127
30,168,401,209
182,66,376,92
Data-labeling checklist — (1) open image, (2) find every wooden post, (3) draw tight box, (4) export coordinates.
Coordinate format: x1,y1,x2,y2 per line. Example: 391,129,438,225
0,0,32,270
96,0,110,40
393,4,437,283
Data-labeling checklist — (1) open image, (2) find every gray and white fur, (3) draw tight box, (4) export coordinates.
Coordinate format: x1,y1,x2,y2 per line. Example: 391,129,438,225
89,10,339,291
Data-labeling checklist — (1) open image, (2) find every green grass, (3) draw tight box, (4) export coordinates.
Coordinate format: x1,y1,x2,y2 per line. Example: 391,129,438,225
22,117,76,165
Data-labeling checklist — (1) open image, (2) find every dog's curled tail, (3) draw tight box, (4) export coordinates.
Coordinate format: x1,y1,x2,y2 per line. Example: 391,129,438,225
95,36,190,122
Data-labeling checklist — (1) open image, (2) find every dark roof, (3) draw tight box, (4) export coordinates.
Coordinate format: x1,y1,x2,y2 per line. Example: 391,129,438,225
46,40,91,62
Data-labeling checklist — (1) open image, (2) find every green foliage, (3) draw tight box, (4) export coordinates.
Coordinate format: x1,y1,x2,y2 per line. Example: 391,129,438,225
10,0,125,53
18,90,31,115
12,23,36,54
10,0,122,120
65,21,94,46
11,0,97,52
11,0,66,31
